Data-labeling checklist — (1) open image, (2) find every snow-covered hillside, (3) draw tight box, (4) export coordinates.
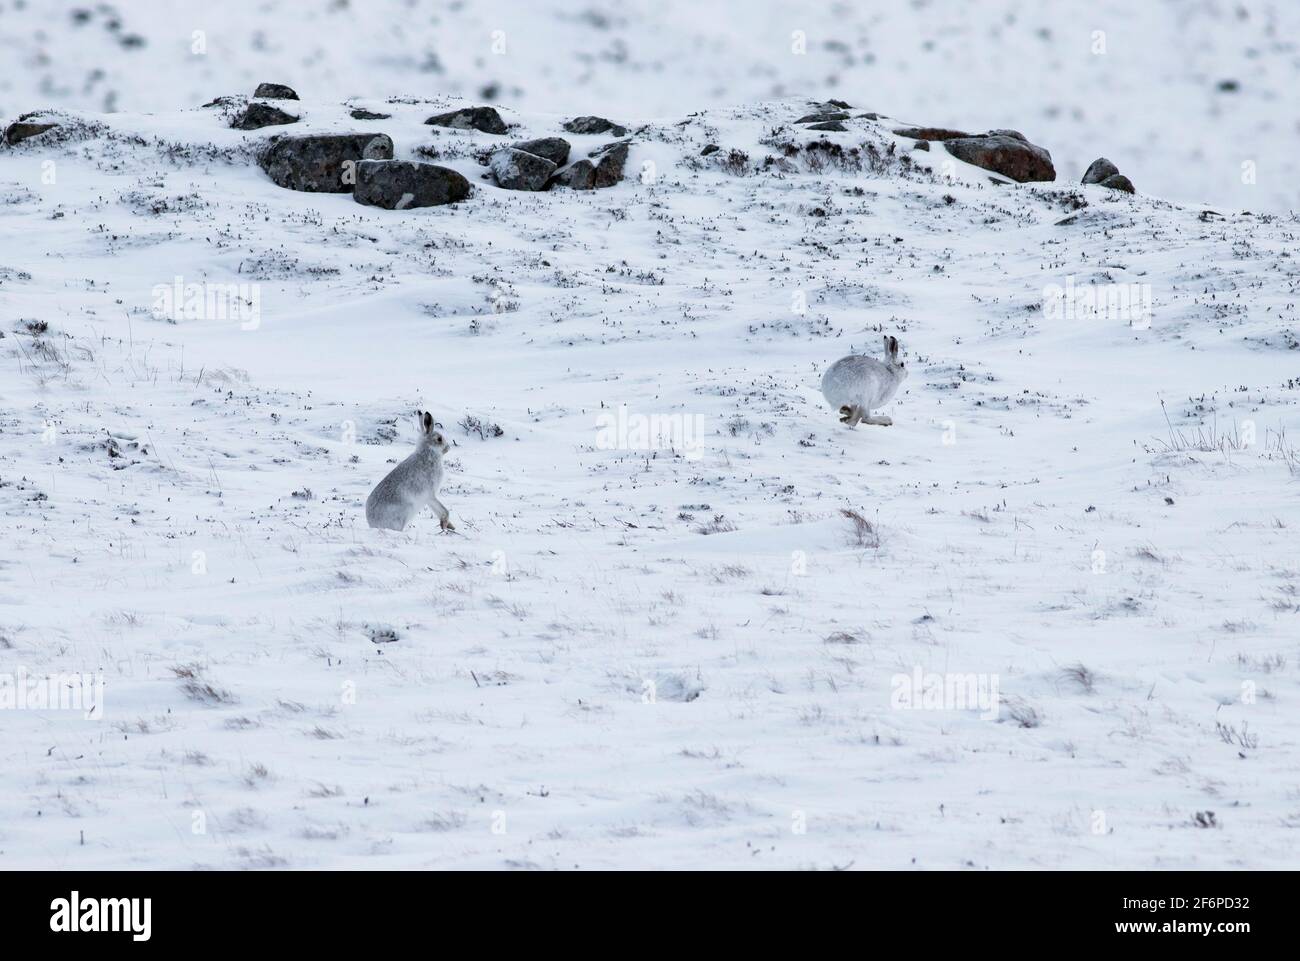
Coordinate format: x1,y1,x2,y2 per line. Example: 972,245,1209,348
1,82,1299,868
1,0,1298,215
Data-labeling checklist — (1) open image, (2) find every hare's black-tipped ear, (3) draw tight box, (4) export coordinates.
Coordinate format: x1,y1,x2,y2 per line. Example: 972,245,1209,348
422,411,433,434
887,335,899,358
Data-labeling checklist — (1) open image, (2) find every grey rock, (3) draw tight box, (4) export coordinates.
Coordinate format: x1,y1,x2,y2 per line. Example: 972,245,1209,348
259,133,394,192
913,139,930,151
943,133,1055,183
893,126,971,141
3,121,58,145
549,159,597,190
490,147,557,190
988,129,1028,142
1098,173,1136,194
231,102,299,131
1082,157,1120,185
426,106,508,135
352,160,471,209
795,111,850,124
253,83,299,100
806,120,847,132
591,141,630,188
563,116,628,137
350,108,391,120
511,137,571,167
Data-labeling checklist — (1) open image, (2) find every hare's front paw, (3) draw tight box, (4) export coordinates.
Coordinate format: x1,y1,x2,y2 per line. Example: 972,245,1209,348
877,415,893,427
440,517,456,532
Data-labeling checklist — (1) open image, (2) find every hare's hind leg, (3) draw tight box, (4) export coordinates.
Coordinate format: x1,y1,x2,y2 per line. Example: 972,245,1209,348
369,502,411,531
863,413,893,426
838,405,864,427
431,496,455,532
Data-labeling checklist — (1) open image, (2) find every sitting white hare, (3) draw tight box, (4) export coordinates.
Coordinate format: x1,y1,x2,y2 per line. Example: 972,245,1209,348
365,411,455,532
822,334,908,427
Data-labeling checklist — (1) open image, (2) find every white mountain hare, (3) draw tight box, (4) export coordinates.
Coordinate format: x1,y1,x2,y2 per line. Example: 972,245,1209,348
365,411,455,532
822,334,908,427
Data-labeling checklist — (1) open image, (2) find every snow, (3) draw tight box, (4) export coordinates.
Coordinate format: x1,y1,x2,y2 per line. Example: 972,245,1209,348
1,8,1300,871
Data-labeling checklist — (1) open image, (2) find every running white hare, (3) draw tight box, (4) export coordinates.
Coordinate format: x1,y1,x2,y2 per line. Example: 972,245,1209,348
365,411,455,532
822,334,908,427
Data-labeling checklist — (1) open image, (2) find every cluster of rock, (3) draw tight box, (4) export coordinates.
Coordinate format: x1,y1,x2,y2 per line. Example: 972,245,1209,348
788,100,856,132
257,131,470,208
227,83,302,131
233,82,467,208
892,125,1056,182
422,105,630,191
5,87,1132,208
1081,157,1135,193
488,137,628,191
244,93,631,207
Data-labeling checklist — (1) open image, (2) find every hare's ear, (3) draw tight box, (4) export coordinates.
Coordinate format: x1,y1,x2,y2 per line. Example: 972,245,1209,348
887,335,899,360
422,411,434,435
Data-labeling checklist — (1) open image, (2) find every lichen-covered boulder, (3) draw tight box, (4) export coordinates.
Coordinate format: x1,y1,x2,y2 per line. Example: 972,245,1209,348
563,116,628,137
489,148,557,191
231,103,299,131
4,121,59,145
1082,158,1120,184
795,112,850,124
253,83,299,100
352,160,471,208
549,159,597,190
1098,173,1136,194
426,106,508,135
893,126,971,141
591,141,630,187
258,133,394,192
511,137,571,167
943,133,1055,183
